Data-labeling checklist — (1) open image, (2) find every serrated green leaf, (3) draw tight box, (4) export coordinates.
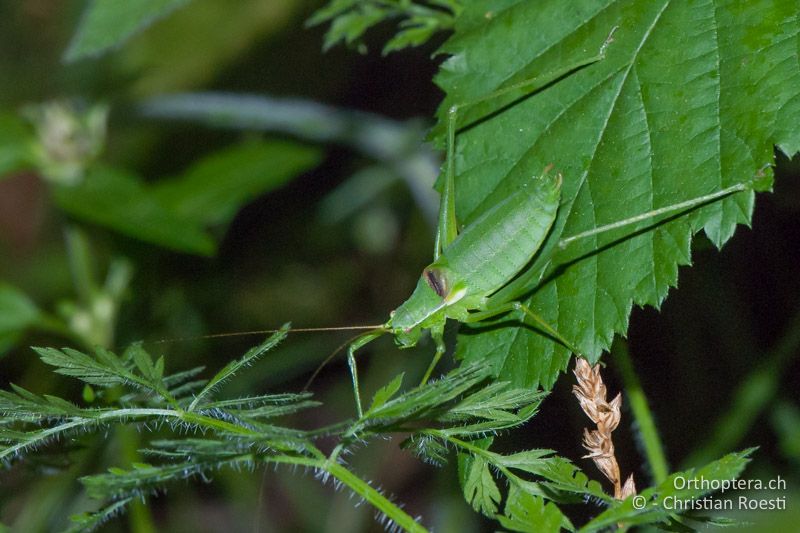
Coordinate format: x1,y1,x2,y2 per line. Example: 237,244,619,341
499,451,608,502
130,344,156,380
65,0,193,62
34,346,130,388
437,0,800,389
442,382,545,422
152,140,321,227
53,165,216,255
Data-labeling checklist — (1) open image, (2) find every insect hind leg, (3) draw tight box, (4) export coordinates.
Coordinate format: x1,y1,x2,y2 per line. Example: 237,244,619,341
465,301,582,356
346,330,385,418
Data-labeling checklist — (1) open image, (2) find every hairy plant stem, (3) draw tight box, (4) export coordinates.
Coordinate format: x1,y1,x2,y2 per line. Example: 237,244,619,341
612,340,668,485
267,454,428,532
8,399,426,532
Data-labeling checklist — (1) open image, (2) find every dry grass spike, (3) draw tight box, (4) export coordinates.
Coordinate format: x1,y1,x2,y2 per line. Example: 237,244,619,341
572,357,636,500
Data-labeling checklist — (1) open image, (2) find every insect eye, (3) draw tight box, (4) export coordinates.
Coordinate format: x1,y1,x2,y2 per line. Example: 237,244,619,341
423,268,447,298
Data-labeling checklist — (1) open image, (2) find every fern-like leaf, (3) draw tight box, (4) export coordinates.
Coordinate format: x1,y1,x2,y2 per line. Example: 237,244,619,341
188,326,289,411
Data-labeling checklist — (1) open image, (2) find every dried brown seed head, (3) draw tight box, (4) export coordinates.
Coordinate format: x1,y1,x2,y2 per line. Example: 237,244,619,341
572,357,635,501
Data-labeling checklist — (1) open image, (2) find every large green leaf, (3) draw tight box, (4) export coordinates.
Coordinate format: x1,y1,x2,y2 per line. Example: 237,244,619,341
0,113,34,178
0,284,42,354
437,0,800,388
65,0,193,62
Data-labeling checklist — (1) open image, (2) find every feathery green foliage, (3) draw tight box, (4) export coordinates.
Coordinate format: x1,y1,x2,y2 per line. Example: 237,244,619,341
0,335,761,531
308,0,460,54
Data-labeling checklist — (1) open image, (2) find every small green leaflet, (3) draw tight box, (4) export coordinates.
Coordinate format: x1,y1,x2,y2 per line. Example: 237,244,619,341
459,449,502,516
498,486,567,533
308,0,458,55
366,372,405,413
65,0,193,62
436,0,800,389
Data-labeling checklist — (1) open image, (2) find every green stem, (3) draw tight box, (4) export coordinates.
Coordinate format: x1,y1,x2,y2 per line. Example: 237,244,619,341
64,226,96,305
612,340,669,484
325,461,428,533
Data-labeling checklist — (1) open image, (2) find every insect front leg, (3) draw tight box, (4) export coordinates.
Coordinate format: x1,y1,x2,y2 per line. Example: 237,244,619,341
347,330,385,418
420,326,446,385
465,301,582,356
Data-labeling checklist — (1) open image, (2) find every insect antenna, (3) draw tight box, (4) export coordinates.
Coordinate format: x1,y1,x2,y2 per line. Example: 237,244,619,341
151,324,384,345
302,334,361,392
302,327,386,392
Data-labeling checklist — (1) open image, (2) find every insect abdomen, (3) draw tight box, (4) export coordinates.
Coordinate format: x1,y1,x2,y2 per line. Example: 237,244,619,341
439,173,560,296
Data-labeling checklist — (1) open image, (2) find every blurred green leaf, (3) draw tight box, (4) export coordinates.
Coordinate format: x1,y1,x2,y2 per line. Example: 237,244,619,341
53,139,320,255
0,113,34,178
119,0,299,95
152,140,322,227
65,0,193,62
309,0,457,54
53,165,216,255
771,401,800,461
0,284,42,354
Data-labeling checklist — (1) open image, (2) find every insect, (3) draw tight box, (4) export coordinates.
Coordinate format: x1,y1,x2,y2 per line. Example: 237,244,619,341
339,44,616,418
344,167,568,417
